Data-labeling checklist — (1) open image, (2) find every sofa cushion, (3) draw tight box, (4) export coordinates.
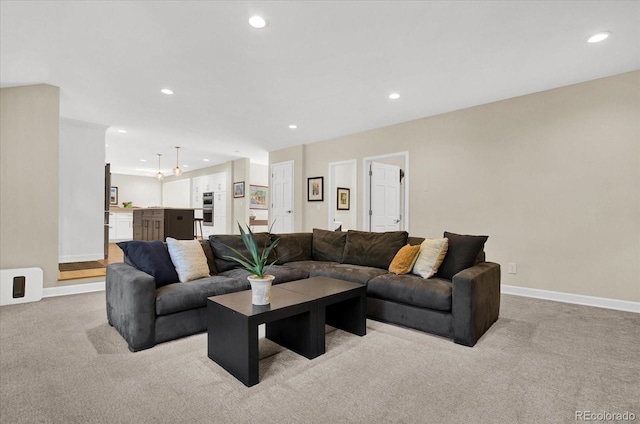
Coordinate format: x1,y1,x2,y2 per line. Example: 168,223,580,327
407,236,425,246
166,237,211,282
273,233,313,264
200,239,218,275
341,230,408,269
367,274,453,312
412,238,449,279
155,276,248,316
209,233,275,272
309,263,388,284
219,265,309,285
389,244,421,275
312,228,347,262
283,260,339,273
116,240,178,287
436,232,489,280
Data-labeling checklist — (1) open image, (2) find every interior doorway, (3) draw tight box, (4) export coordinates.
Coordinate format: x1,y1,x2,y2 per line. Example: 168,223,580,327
270,160,294,234
328,159,357,231
363,152,409,232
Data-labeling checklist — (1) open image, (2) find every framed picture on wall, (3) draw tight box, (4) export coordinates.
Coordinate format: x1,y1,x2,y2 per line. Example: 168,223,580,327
307,177,324,201
109,187,118,205
233,181,245,198
337,187,350,210
249,185,268,209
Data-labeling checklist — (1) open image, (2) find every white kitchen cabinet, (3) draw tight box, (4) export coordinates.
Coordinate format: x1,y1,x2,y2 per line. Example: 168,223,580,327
109,212,133,242
213,191,227,234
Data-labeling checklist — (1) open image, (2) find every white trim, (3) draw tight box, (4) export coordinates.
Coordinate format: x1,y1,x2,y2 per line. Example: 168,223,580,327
60,117,109,130
58,253,105,263
43,281,105,298
502,284,639,313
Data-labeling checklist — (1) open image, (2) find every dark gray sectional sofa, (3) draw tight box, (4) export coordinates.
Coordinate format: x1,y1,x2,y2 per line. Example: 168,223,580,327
106,229,501,352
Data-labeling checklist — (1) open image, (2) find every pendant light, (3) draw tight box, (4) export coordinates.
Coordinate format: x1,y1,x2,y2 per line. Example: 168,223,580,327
155,154,164,181
173,146,182,176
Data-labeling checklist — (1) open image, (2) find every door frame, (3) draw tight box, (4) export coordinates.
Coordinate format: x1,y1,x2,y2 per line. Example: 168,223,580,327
362,151,409,232
327,159,357,231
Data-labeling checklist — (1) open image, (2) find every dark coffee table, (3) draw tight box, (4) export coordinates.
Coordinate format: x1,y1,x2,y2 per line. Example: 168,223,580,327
207,277,366,386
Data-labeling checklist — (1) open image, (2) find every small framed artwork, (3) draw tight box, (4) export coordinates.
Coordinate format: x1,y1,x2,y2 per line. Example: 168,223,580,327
109,187,118,205
233,181,245,198
249,185,268,209
307,177,324,202
337,187,350,210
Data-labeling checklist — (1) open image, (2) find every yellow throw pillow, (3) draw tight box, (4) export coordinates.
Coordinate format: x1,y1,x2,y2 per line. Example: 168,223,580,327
412,238,449,279
388,244,422,275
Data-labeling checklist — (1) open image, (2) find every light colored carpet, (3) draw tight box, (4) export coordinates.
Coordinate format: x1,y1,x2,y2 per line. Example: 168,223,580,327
0,291,638,424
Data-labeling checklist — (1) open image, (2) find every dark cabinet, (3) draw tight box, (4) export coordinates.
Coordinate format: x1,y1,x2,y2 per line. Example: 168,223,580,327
133,208,194,241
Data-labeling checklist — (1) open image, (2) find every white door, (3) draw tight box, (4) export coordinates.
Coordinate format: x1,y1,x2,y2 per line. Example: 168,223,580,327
270,161,294,233
370,162,400,232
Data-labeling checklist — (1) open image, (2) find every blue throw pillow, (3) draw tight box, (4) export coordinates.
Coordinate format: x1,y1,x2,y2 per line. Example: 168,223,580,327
117,240,179,287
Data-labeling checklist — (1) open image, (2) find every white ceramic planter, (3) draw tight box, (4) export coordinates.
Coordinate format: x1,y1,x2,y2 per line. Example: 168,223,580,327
247,275,274,305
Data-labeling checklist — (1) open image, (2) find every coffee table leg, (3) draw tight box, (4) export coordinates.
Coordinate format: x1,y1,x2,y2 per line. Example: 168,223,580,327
325,291,367,336
266,310,319,359
208,302,259,387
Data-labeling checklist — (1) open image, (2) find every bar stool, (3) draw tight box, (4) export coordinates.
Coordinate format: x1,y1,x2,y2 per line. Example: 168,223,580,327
194,218,204,240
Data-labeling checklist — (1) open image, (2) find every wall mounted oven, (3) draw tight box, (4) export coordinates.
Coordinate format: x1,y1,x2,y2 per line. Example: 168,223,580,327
203,192,213,226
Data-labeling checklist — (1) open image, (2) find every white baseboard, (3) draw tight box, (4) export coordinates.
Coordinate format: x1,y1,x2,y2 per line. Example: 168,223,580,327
58,253,104,263
36,281,640,314
43,281,105,298
502,284,639,313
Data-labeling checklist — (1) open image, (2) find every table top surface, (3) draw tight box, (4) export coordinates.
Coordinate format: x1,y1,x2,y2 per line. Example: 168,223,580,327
207,277,364,317
276,276,364,299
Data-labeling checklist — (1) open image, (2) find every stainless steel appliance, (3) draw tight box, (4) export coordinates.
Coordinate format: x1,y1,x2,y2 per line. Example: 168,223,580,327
203,192,213,226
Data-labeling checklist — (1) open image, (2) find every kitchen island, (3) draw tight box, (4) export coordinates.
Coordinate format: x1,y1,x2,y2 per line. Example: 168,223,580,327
132,208,194,241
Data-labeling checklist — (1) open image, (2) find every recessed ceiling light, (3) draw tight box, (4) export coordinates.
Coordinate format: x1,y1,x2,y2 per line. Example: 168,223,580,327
587,32,610,43
203,158,210,162
389,93,400,100
161,88,174,95
105,144,109,147
140,159,147,162
288,124,298,129
118,129,127,133
183,164,189,168
249,16,267,29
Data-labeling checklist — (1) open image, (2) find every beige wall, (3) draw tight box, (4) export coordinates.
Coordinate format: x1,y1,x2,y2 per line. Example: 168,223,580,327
1,85,60,287
270,71,640,302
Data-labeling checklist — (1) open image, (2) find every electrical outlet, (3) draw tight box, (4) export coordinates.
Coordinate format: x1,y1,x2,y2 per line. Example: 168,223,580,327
508,262,517,274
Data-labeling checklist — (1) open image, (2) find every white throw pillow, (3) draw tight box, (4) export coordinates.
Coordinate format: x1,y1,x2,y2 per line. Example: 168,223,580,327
412,238,449,279
166,237,211,283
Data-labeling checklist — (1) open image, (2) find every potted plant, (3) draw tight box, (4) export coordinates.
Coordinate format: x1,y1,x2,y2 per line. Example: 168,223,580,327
224,223,279,305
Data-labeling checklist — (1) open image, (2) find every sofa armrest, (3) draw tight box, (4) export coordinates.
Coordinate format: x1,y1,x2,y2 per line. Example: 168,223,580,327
451,262,501,347
105,263,157,352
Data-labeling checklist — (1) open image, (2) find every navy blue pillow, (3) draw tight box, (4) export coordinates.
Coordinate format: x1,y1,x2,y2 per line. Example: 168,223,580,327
117,240,179,287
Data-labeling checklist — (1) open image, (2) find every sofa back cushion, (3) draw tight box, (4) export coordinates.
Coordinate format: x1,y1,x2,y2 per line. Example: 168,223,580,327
341,230,408,270
117,240,179,287
209,233,275,272
407,236,425,246
273,233,313,264
436,231,489,280
312,228,347,262
200,240,218,275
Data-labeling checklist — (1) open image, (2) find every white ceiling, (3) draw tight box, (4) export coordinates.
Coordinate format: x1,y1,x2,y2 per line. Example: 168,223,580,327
1,1,638,176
